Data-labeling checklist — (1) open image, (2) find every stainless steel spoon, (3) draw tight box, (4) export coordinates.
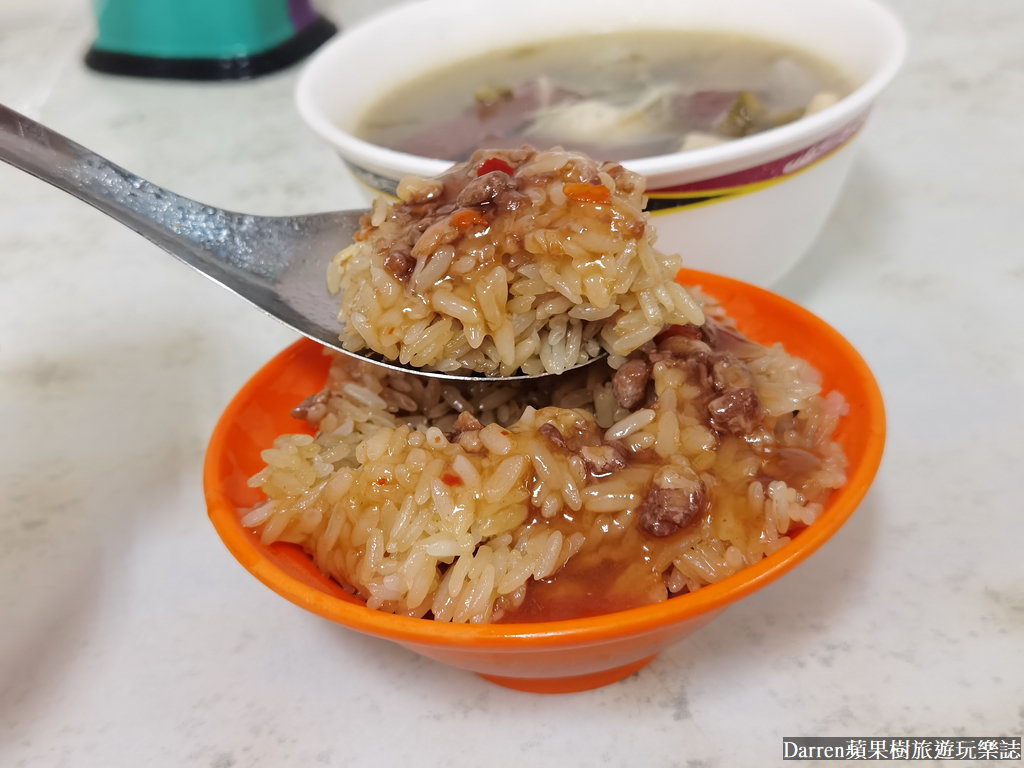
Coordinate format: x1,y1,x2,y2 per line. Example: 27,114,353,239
0,103,594,381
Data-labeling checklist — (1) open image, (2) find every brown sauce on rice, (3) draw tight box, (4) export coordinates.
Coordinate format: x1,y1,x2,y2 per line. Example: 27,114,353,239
326,147,703,376
244,147,848,624
246,306,848,623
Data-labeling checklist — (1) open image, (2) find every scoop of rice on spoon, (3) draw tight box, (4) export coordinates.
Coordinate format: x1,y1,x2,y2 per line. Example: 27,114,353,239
0,104,700,380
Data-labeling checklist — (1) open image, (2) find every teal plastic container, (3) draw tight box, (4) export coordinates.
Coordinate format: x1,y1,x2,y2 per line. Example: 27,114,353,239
86,0,336,80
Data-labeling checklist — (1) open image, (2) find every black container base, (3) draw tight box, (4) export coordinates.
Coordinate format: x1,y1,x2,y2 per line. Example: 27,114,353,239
84,16,337,81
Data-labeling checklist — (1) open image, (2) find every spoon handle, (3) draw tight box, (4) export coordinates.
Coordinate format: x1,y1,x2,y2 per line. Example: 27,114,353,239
0,102,357,297
0,103,233,259
0,102,363,359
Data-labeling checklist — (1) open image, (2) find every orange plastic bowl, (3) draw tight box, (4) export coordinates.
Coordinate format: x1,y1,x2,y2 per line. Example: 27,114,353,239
204,269,885,693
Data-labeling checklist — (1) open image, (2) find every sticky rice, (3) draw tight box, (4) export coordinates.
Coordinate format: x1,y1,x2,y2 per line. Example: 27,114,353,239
244,292,848,624
244,147,847,624
327,146,703,376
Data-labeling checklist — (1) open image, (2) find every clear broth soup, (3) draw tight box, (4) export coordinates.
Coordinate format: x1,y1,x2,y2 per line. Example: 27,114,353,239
355,30,853,162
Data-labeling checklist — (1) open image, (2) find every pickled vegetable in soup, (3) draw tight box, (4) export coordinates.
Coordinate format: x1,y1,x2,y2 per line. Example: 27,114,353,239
355,30,853,162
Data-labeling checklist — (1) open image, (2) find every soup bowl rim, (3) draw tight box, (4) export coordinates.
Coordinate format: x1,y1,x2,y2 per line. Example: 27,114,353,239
294,0,907,185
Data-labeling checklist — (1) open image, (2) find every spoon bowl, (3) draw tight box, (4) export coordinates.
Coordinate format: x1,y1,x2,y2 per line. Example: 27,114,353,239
0,103,590,382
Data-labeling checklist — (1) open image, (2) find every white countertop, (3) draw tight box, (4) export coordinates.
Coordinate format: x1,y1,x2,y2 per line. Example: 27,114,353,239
1,1,1021,765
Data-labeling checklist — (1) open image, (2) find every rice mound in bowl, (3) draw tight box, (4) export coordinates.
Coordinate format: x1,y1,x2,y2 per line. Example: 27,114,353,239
243,147,849,624
327,146,703,375
244,295,848,624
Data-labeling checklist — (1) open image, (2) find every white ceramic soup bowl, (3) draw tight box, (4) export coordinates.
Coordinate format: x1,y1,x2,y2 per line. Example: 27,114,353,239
295,0,905,286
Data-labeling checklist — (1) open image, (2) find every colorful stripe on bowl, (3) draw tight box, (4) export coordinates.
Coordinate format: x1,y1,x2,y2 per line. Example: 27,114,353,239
342,111,868,214
646,112,868,214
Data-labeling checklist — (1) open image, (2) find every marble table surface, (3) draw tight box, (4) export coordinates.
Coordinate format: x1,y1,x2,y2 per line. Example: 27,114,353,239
1,1,1021,765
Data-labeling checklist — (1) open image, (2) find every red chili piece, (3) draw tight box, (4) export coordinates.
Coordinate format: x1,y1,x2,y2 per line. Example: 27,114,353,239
441,472,464,487
477,157,515,176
